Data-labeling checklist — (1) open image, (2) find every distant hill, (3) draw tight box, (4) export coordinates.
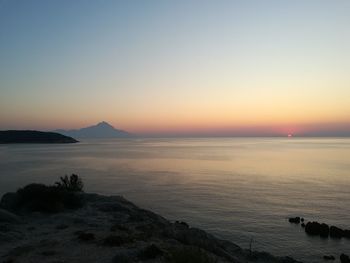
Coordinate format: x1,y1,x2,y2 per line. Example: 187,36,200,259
55,121,131,138
0,131,78,144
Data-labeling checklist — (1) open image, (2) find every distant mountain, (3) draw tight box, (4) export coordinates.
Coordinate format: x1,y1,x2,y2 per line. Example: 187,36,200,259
0,130,78,144
55,121,131,138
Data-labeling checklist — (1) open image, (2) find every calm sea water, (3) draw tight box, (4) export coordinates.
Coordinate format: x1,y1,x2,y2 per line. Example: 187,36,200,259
1,138,349,262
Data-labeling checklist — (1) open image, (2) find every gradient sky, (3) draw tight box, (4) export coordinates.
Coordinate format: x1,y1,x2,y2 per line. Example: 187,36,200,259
0,0,349,136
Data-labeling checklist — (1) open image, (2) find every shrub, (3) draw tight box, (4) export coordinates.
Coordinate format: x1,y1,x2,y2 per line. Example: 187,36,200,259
15,184,83,213
55,174,84,192
16,184,65,213
7,174,85,213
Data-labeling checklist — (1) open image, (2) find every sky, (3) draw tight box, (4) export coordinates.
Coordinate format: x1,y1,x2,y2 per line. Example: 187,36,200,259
0,0,349,136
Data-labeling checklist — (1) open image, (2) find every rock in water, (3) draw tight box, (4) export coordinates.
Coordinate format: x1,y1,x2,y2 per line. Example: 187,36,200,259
330,226,344,238
305,222,321,235
340,254,350,263
288,217,301,224
319,223,330,237
323,255,335,260
344,229,350,238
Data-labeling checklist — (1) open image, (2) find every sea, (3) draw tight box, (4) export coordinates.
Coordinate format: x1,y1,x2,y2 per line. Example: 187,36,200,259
0,138,349,262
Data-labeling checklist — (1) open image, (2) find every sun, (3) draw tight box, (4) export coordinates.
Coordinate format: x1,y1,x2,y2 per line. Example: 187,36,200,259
288,134,293,138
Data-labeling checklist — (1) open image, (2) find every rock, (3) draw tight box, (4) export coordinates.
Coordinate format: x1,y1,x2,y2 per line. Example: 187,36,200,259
168,246,216,263
319,223,330,237
103,235,133,246
137,244,163,260
304,221,330,237
343,229,350,239
300,218,304,222
301,223,305,228
112,250,137,263
97,202,131,213
340,254,350,263
0,193,19,211
41,250,56,256
0,208,21,223
288,217,300,224
0,231,23,243
0,130,78,144
0,191,304,263
305,222,321,235
110,224,129,232
323,255,335,260
175,220,189,228
77,232,95,241
56,224,69,230
0,232,13,243
330,226,344,238
6,244,34,257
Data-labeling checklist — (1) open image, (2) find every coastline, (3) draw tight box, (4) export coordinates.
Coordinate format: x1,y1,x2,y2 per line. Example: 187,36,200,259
0,192,301,263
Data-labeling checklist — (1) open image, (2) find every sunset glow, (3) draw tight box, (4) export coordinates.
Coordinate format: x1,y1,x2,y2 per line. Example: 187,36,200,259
0,1,349,136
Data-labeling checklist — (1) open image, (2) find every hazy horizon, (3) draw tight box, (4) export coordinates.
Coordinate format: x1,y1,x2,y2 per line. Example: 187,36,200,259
1,0,349,137
2,121,350,138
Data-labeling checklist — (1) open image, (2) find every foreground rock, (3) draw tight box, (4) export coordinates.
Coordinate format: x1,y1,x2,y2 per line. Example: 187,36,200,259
0,193,302,263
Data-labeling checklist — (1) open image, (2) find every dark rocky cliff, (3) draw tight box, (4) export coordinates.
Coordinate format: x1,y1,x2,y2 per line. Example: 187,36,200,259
0,130,78,144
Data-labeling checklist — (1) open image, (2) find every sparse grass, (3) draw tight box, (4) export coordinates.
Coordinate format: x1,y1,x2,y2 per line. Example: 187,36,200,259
55,174,84,192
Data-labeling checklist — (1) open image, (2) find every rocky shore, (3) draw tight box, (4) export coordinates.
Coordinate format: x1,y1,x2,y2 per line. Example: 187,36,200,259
0,182,301,263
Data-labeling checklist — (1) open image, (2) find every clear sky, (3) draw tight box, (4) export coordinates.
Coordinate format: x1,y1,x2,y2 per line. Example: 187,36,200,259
0,0,349,136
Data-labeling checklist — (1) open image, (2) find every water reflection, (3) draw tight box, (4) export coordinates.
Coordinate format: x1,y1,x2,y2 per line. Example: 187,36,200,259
1,138,349,262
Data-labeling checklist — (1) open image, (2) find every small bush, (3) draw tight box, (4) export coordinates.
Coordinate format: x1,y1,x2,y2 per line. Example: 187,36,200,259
8,174,85,213
168,246,217,263
16,184,65,213
55,174,84,192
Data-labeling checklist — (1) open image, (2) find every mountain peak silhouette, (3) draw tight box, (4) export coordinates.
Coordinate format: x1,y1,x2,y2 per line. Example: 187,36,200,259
96,121,112,127
55,121,131,138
